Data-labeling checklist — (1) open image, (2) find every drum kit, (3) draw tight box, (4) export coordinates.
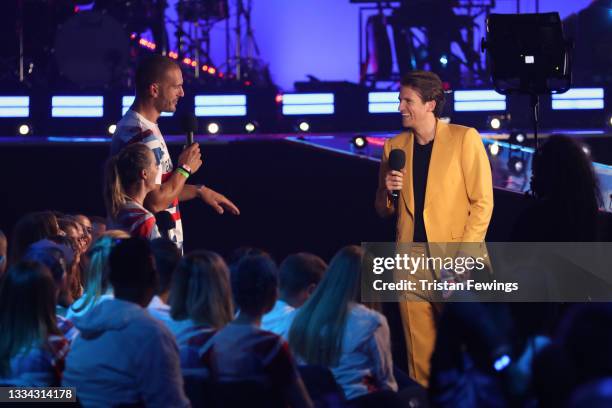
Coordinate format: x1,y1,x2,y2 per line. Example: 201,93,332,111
8,0,234,88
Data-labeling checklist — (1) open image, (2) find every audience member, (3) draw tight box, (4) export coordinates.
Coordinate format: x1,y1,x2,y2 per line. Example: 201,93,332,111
66,233,128,319
48,234,83,303
288,245,398,401
0,261,69,386
169,250,233,376
201,254,313,408
533,303,612,407
148,237,182,324
104,143,161,241
73,214,93,249
262,252,326,336
89,216,107,242
23,240,79,342
512,135,604,241
63,238,189,407
58,217,87,254
9,211,62,263
429,302,556,407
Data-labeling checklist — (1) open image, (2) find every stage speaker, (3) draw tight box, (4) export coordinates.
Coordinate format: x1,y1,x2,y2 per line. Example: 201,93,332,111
483,13,572,95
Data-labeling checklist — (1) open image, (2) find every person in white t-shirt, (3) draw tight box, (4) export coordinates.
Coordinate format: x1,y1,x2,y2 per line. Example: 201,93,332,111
111,55,240,251
262,252,326,336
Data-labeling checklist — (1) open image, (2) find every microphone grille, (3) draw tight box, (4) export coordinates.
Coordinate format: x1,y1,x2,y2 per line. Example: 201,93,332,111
389,149,406,171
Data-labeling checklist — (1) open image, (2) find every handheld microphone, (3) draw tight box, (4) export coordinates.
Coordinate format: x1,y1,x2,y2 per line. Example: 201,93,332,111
154,211,176,241
181,113,198,146
388,149,406,199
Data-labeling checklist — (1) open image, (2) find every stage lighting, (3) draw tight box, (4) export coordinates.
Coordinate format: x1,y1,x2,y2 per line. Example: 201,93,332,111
107,124,117,135
509,131,526,144
488,142,501,156
508,156,525,175
581,144,591,157
207,122,220,135
245,122,258,133
17,123,32,136
298,121,310,132
439,55,449,67
608,114,612,128
489,117,502,130
351,136,368,149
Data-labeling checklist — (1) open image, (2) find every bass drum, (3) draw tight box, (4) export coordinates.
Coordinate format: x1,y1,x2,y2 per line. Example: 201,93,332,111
54,11,130,88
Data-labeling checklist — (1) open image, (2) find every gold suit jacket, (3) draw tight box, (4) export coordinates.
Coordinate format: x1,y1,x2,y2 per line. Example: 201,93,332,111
375,121,494,243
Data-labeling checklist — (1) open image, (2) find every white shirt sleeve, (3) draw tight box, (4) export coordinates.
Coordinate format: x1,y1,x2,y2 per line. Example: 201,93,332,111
367,317,398,392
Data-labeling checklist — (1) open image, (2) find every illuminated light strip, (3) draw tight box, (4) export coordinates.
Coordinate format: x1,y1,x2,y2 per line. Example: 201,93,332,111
195,106,246,117
553,88,604,100
195,95,246,106
368,92,398,103
47,136,111,143
52,96,103,106
454,90,505,101
52,96,104,117
552,99,604,110
282,93,334,115
0,107,29,117
130,35,221,76
52,107,104,117
453,90,506,112
122,96,173,117
454,100,507,112
368,103,397,113
282,104,334,115
551,88,605,110
0,96,30,107
283,93,334,105
194,94,247,117
0,95,29,117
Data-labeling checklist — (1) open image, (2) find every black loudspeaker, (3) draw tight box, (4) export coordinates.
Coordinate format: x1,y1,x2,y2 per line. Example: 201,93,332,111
483,13,572,95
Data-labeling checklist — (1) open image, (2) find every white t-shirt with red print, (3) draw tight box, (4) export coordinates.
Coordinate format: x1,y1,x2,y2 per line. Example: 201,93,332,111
111,109,183,250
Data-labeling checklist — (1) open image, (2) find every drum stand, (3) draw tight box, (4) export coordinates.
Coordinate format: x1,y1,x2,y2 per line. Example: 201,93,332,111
230,0,260,80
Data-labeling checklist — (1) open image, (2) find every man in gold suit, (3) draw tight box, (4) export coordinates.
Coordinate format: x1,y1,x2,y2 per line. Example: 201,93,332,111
375,70,494,387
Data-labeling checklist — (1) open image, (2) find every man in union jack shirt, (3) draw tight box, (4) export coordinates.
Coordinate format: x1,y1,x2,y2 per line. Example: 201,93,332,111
111,55,240,251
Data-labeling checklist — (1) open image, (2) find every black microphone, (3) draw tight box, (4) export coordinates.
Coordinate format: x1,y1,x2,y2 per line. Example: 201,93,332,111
154,211,176,241
181,113,198,146
388,149,406,199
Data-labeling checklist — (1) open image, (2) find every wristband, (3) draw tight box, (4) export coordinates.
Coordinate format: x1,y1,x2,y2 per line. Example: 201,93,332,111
181,164,192,174
176,167,190,179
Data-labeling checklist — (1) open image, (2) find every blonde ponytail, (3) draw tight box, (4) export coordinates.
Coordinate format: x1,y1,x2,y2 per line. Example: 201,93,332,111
103,155,128,220
103,143,153,220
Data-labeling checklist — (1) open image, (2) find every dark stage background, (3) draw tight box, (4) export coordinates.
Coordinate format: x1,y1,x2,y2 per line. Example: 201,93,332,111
0,140,531,261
